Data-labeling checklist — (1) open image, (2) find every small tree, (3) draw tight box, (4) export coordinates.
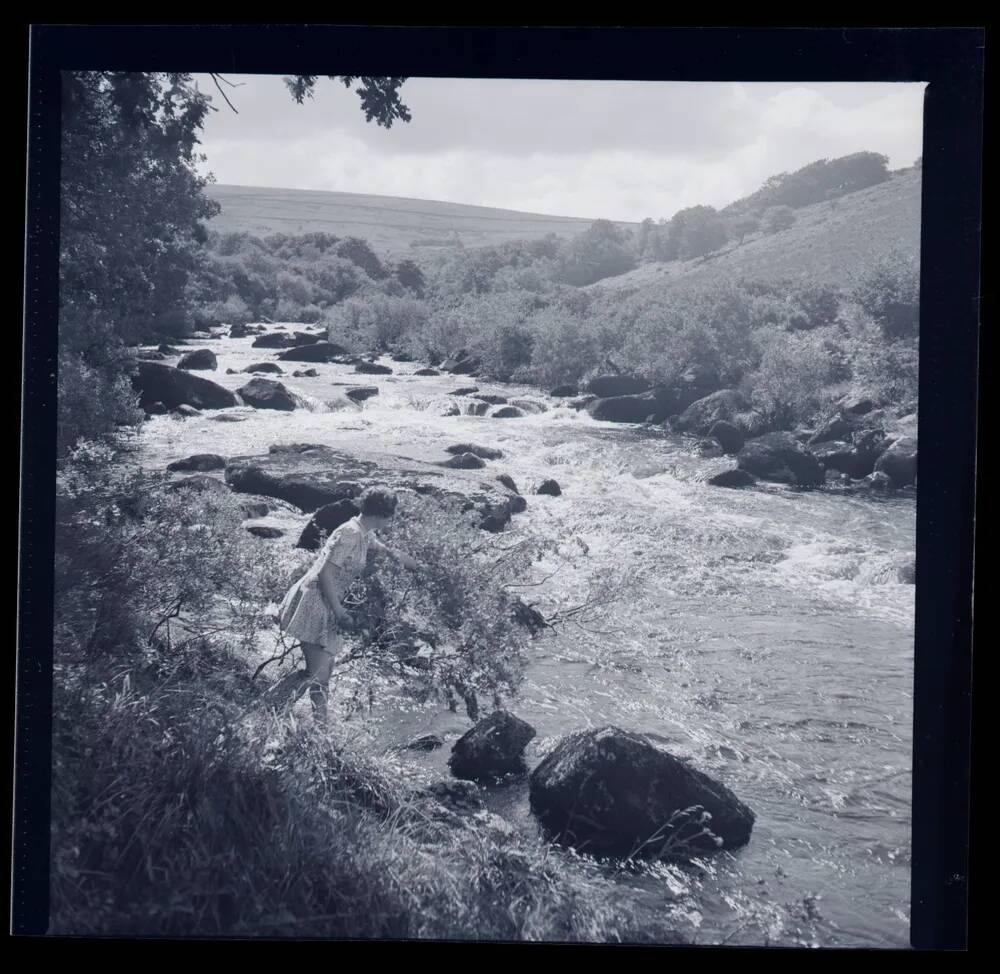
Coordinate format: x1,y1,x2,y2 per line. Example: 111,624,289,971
763,205,796,234
666,205,728,259
730,213,761,245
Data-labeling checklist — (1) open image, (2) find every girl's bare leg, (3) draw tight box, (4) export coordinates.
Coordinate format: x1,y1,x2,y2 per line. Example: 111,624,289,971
303,638,340,722
265,641,325,714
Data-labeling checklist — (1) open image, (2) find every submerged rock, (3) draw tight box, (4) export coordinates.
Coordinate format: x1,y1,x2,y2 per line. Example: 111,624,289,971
707,468,756,489
449,711,537,782
355,361,393,375
166,453,227,472
449,386,479,396
292,368,319,378
276,341,350,363
446,443,503,460
473,394,508,406
174,404,202,418
441,452,486,470
737,433,824,486
346,386,379,403
549,384,579,398
417,779,486,814
529,726,755,857
413,367,440,376
709,420,745,455
237,377,299,411
490,406,525,419
242,362,284,374
177,348,218,371
245,520,285,539
133,362,239,411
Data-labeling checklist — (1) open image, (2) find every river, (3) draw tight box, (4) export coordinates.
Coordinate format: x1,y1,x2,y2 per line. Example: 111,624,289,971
139,329,916,947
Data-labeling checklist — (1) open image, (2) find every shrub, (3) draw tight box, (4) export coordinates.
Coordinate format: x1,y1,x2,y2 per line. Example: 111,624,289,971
762,205,796,234
327,293,429,353
849,249,920,341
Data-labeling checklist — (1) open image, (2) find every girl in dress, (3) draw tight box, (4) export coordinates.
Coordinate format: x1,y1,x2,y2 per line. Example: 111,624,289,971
269,486,419,721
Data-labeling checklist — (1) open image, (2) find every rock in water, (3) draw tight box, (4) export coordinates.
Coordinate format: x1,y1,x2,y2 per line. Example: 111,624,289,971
708,468,756,489
167,453,227,472
490,406,525,419
673,390,749,435
292,368,319,378
473,394,508,406
237,377,299,411
737,433,824,486
177,348,218,371
549,384,579,398
446,443,503,460
708,420,745,455
440,452,487,470
417,780,486,814
355,361,393,375
174,404,202,418
413,368,440,376
449,386,479,396
449,711,537,781
529,726,755,857
242,362,284,374
874,436,918,487
586,392,662,424
133,362,238,411
496,474,520,494
276,341,350,363
346,386,379,403
536,479,562,497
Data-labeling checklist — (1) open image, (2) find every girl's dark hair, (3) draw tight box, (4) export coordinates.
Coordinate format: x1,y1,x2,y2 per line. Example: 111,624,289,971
359,486,398,518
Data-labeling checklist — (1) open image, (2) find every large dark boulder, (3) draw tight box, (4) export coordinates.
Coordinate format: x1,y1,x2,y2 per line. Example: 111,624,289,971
177,348,218,371
808,412,857,446
709,421,745,455
164,474,229,496
490,406,525,419
496,474,520,494
446,443,503,460
586,392,661,424
237,377,299,411
549,384,579,398
874,436,918,487
228,323,252,339
133,362,239,411
252,332,296,349
225,455,367,514
529,727,755,857
449,711,537,781
673,390,749,435
346,386,379,403
355,361,393,375
297,497,362,550
737,433,824,486
442,356,480,375
708,468,756,489
670,364,721,412
477,495,519,532
536,479,562,497
276,341,350,363
812,441,863,477
243,362,284,375
166,453,227,472
584,374,650,398
440,452,486,470
839,395,875,416
414,368,440,376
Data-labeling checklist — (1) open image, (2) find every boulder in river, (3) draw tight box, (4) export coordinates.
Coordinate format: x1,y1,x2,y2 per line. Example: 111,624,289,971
297,496,362,550
496,474,520,494
414,368,440,376
857,470,894,493
177,348,218,371
549,384,579,398
529,726,755,857
673,390,749,435
584,374,651,398
446,443,503,460
236,377,299,411
586,392,661,424
134,362,239,411
277,341,350,363
490,406,525,419
157,343,179,355
243,362,284,375
167,453,227,472
473,394,508,406
138,350,166,361
839,394,875,416
225,459,364,514
535,479,562,497
355,361,393,375
449,711,537,782
441,355,480,375
449,386,479,396
737,432,824,486
251,332,296,349
808,412,858,446
292,368,319,378
441,452,487,470
874,436,917,487
707,468,756,489
173,404,202,418
709,420,745,455
346,386,379,403
145,401,168,416
228,323,251,339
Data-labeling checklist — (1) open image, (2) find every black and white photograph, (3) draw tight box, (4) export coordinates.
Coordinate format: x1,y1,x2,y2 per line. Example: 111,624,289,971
16,26,980,947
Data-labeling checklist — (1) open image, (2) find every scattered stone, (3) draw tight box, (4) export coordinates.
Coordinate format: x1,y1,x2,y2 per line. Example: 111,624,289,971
441,452,487,470
536,479,562,497
708,468,756,489
449,711,537,782
529,726,755,857
414,368,440,376
292,368,319,378
490,406,525,419
276,341,350,363
237,377,299,411
737,433,824,486
297,496,362,550
496,474,519,494
355,361,393,375
446,444,503,460
177,348,218,371
549,384,579,397
346,386,379,403
133,362,239,411
243,362,284,374
166,453,227,472
709,420,745,454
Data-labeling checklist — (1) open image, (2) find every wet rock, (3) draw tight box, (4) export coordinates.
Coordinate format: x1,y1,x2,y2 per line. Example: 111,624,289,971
167,453,227,472
276,341,350,363
442,354,480,375
174,404,202,418
449,711,537,782
529,726,755,857
414,368,440,376
292,368,319,378
145,401,168,416
568,395,598,411
467,401,491,416
510,398,548,415
134,362,239,411
297,496,363,550
157,343,179,355
737,433,824,486
490,406,525,419
709,420,745,454
177,348,218,371
240,500,270,519
536,479,562,497
417,779,486,814
808,412,857,446
164,474,228,495
673,390,749,435
355,361,393,375
840,395,875,416
390,351,415,363
225,461,360,514
440,402,462,417
696,438,724,458
346,386,379,403
812,440,865,477
237,377,299,411
584,374,651,398
857,470,894,493
226,368,239,375
824,469,852,485
707,468,756,489
586,392,662,424
245,520,285,539
242,362,284,375
511,598,547,634
405,734,445,752
209,413,246,423
874,436,917,487
441,452,487,470
550,384,579,397
251,332,295,349
473,394,508,406
449,386,479,396
446,443,503,460
137,350,166,361
507,495,528,514
496,474,520,494
228,323,252,339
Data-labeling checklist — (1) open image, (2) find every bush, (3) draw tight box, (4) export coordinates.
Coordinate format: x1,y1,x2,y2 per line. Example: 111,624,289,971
762,205,796,234
327,293,429,353
849,249,920,341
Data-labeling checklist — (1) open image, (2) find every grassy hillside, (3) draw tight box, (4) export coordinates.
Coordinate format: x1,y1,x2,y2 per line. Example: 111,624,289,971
589,168,921,295
205,184,638,256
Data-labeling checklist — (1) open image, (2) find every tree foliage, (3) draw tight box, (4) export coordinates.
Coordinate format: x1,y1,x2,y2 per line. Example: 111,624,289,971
284,75,411,128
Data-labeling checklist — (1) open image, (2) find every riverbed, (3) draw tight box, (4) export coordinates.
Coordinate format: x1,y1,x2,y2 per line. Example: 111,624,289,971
139,329,916,947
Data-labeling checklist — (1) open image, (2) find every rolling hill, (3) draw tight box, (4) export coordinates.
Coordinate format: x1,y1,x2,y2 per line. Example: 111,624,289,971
205,184,638,255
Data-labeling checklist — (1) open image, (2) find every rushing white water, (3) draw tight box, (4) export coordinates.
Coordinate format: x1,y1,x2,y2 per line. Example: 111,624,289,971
140,329,915,947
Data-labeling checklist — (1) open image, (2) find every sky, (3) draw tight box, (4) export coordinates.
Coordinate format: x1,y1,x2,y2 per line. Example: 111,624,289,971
192,76,925,223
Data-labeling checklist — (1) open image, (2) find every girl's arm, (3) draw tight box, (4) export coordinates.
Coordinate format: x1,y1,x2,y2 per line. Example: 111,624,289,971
369,535,421,572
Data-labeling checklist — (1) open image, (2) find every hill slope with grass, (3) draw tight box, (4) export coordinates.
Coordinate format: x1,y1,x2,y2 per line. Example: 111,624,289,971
205,184,638,256
588,167,922,295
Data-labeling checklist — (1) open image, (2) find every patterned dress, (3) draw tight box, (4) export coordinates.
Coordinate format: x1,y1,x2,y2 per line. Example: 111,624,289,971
278,517,370,648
